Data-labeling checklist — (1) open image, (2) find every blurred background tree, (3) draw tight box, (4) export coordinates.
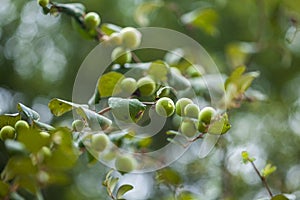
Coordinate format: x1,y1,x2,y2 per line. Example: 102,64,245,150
1,0,300,199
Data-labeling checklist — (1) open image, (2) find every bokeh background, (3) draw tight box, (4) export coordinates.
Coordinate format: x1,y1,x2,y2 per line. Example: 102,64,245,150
1,0,300,199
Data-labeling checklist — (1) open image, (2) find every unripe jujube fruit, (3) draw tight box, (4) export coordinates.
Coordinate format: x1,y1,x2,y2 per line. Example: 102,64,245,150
38,0,49,7
175,98,193,116
120,27,142,49
198,107,216,124
39,131,51,146
108,32,123,46
120,77,137,95
180,120,198,137
91,133,109,152
184,104,200,119
137,76,156,96
111,47,132,65
72,120,84,132
115,154,137,173
84,12,101,29
15,120,30,133
155,97,175,117
0,126,16,141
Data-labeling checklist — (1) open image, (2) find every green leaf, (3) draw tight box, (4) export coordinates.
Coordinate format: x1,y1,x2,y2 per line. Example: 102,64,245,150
116,184,134,199
241,151,250,164
48,98,87,117
98,72,125,97
107,177,119,194
148,60,170,82
261,163,277,178
208,113,231,135
17,128,51,153
156,168,182,186
108,97,146,123
177,191,198,200
51,3,85,18
33,120,55,131
134,1,163,26
76,107,112,130
16,176,38,194
225,66,246,89
100,23,122,36
271,194,289,200
181,8,219,36
17,103,40,121
0,113,21,129
0,181,9,197
5,140,28,156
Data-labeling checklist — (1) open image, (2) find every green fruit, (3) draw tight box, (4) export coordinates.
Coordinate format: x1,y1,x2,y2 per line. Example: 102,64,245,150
198,107,216,124
39,131,51,146
38,0,49,7
198,121,207,133
15,120,30,133
84,12,101,29
111,47,132,65
155,97,175,117
108,32,123,46
120,27,142,49
186,66,201,77
137,76,156,96
175,98,193,116
184,104,200,119
0,126,16,141
91,133,109,152
120,77,137,95
39,146,52,161
72,120,84,132
180,120,197,137
115,154,137,173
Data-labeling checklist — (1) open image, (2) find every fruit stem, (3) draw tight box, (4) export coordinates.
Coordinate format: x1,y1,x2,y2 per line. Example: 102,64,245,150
98,107,111,115
249,160,273,198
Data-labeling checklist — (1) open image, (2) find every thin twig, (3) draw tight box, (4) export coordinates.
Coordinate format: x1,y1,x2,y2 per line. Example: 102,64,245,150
249,160,273,198
131,52,142,63
98,107,111,115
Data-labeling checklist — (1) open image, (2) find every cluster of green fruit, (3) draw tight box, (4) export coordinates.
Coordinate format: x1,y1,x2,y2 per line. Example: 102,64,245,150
0,120,30,141
110,27,142,65
119,76,157,97
155,97,218,137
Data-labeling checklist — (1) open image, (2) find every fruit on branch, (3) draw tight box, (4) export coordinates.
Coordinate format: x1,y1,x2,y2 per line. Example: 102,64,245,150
198,107,216,124
120,77,137,95
84,12,101,29
38,0,49,7
175,98,193,116
72,120,84,132
120,27,142,49
137,76,156,96
111,47,132,65
115,154,137,173
180,120,197,137
0,126,16,141
91,133,109,152
155,97,175,117
184,104,200,119
15,120,30,133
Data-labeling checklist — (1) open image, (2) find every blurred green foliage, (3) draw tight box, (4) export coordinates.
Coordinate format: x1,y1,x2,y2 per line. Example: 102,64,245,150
1,0,300,199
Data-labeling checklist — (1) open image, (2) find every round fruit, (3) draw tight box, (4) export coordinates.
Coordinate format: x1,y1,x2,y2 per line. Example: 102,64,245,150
0,126,16,141
120,27,142,49
72,120,84,132
184,104,200,119
108,32,123,46
38,0,49,7
15,120,30,133
39,146,52,160
84,12,101,29
120,77,137,95
180,120,197,137
111,47,132,65
137,76,156,96
155,97,175,117
91,133,109,152
39,131,51,146
198,107,216,124
175,98,193,116
115,154,137,173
